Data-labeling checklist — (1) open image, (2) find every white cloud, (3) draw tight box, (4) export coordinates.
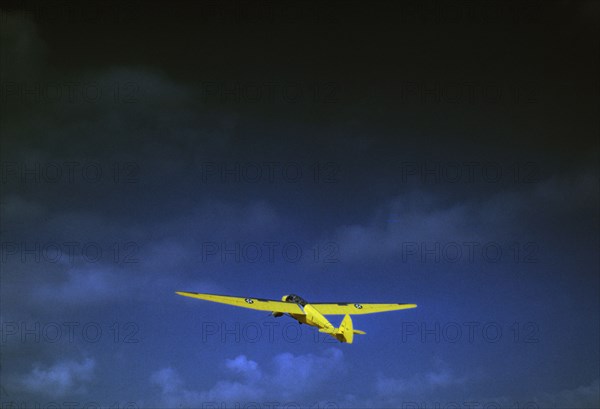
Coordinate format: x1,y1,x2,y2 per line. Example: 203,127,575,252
155,353,598,409
270,348,343,397
29,266,120,306
375,364,467,398
225,355,261,380
150,367,184,395
534,378,600,408
20,358,95,397
149,354,511,409
150,348,344,406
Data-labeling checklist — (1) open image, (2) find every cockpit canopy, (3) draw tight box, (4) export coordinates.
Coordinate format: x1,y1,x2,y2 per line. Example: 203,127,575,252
282,294,307,306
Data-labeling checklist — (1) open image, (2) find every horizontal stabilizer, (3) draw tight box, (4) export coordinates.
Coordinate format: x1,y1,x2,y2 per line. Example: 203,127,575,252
321,327,365,336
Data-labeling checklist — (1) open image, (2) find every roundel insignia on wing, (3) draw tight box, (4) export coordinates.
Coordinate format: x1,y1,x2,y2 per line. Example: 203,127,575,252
244,298,254,304
354,303,363,309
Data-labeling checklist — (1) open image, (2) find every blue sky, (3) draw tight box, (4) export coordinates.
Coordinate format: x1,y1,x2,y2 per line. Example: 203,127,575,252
1,2,599,408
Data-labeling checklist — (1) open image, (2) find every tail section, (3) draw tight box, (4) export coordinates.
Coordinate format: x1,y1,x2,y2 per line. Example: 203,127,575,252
330,314,366,343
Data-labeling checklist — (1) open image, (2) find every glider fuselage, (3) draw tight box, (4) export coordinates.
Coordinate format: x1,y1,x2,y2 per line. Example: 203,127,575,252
281,294,351,342
290,304,334,330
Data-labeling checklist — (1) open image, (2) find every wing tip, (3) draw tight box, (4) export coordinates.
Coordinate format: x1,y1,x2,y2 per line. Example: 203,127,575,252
176,291,196,297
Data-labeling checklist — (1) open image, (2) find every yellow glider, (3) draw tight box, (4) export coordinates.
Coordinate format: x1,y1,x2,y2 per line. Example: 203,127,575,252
176,292,417,344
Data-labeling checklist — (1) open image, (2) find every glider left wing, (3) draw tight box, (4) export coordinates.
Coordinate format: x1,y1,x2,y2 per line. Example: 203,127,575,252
175,292,305,314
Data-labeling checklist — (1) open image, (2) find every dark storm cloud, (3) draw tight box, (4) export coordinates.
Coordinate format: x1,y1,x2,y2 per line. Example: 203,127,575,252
329,169,598,264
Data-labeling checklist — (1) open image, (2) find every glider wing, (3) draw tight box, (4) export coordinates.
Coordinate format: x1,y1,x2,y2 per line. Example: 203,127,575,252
310,302,417,315
175,292,305,314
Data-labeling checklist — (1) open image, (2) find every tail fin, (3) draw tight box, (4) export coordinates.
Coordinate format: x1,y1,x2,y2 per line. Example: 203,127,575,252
332,314,366,343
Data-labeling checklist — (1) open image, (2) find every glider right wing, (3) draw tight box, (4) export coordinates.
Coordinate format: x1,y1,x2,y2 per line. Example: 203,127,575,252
310,302,417,315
